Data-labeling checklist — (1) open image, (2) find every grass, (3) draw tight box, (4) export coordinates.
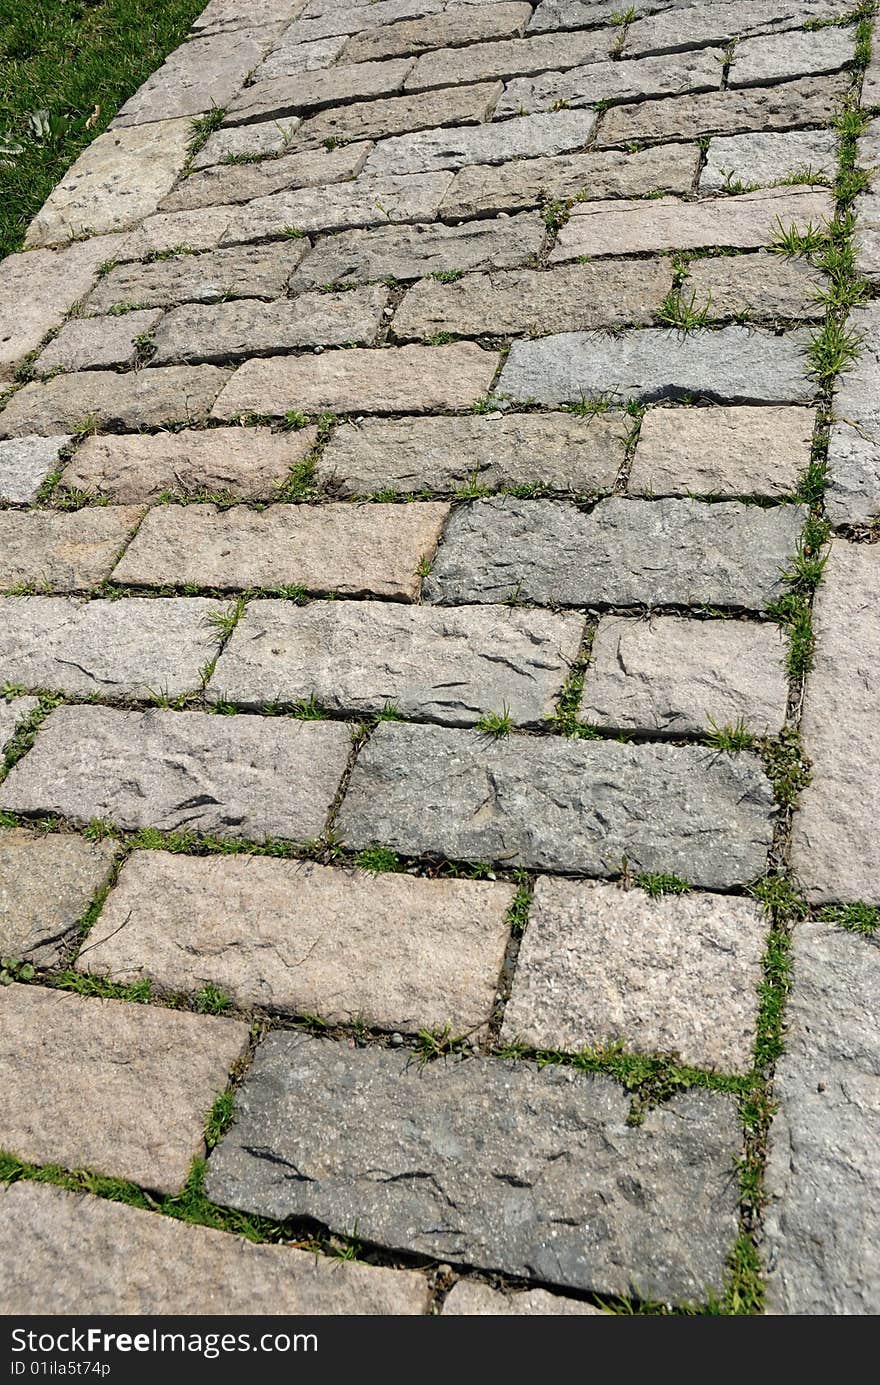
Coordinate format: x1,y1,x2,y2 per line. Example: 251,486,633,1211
0,0,207,257
658,286,714,332
819,901,879,935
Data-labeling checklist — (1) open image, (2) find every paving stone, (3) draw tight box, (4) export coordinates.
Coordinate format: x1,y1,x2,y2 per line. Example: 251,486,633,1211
392,259,672,339
0,367,231,438
117,209,243,261
205,1031,742,1297
442,1282,601,1315
0,696,39,754
34,310,164,376
791,542,880,904
61,426,315,503
365,107,597,175
0,508,144,592
0,705,352,842
194,0,300,35
343,3,532,63
441,143,700,217
496,48,725,119
323,410,626,495
498,325,814,407
288,0,449,43
597,75,846,148
0,1182,432,1315
256,34,348,81
338,722,775,886
700,130,838,193
191,118,300,169
0,436,70,505
503,877,767,1072
85,243,308,315
579,615,790,735
79,851,513,1033
209,599,583,724
764,923,880,1315
528,0,659,33
152,287,387,364
221,171,455,242
629,404,814,498
684,252,825,323
424,497,804,610
225,59,415,125
112,502,450,600
0,597,220,699
295,81,502,148
0,983,248,1191
825,302,880,526
0,829,118,967
861,45,880,105
550,188,834,260
114,31,272,126
623,1,849,59
854,186,880,282
0,235,128,383
24,119,192,247
161,143,370,211
212,344,498,417
405,26,614,91
730,27,854,88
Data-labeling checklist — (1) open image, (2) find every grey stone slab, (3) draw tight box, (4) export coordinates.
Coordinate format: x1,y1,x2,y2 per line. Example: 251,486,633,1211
112,501,450,600
528,0,657,32
365,107,597,176
191,118,300,170
0,436,70,504
497,48,725,119
730,27,854,88
80,851,513,1033
35,311,164,376
343,3,533,63
405,26,614,91
116,208,243,261
256,34,348,81
503,877,767,1071
791,542,880,904
209,599,584,725
206,1031,742,1298
498,326,815,407
764,923,880,1315
0,983,248,1192
629,404,814,498
424,497,804,610
0,829,118,966
825,302,880,526
84,242,307,315
624,1,849,58
226,59,414,125
0,508,144,592
288,0,448,43
338,721,775,886
194,0,300,35
0,367,231,438
295,81,502,148
114,31,272,126
221,171,454,242
700,130,838,193
579,615,790,735
861,45,880,105
442,1281,601,1315
0,696,40,754
0,1181,431,1315
0,597,220,699
161,143,370,211
0,705,353,843
685,253,825,323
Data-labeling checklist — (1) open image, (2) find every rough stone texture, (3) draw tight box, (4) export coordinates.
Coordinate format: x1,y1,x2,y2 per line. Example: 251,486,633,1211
117,208,243,261
211,345,498,418
550,188,834,260
365,107,597,175
226,59,416,124
85,242,308,315
700,129,838,193
0,508,143,592
730,27,854,88
405,26,614,91
25,119,192,246
0,705,352,843
151,287,388,364
284,0,448,42
623,1,850,59
528,0,648,32
579,616,790,736
338,722,775,887
628,404,814,498
0,597,220,698
221,171,455,242
257,34,348,81
825,302,880,526
854,187,880,282
161,143,370,212
441,143,699,217
503,877,766,1072
191,117,300,169
496,48,726,119
35,310,164,376
112,502,450,600
295,81,501,148
684,253,825,323
209,599,584,725
0,830,118,967
0,436,70,505
791,542,880,904
425,497,803,611
498,326,815,407
0,367,231,438
322,411,626,495
62,425,315,502
392,259,672,340
343,3,533,64
0,1182,431,1315
0,983,248,1191
289,213,543,290
764,924,880,1315
862,46,880,106
194,0,302,34
114,30,272,126
442,1282,601,1315
79,851,513,1033
206,1031,742,1298
0,696,39,753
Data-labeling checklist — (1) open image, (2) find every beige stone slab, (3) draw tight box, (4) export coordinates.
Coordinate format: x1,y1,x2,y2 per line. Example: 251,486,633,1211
365,106,597,176
344,3,532,63
0,436,71,505
0,696,39,754
190,118,301,170
221,171,454,243
114,30,273,126
685,252,825,322
405,26,615,91
0,830,119,967
629,404,813,498
160,143,370,212
211,344,498,418
0,367,231,438
0,508,144,592
443,1281,601,1315
0,983,248,1190
35,311,164,377
579,615,790,736
502,877,767,1072
112,502,450,600
256,33,348,82
295,81,501,147
496,47,726,119
226,58,415,124
118,209,239,261
85,242,308,315
194,0,302,34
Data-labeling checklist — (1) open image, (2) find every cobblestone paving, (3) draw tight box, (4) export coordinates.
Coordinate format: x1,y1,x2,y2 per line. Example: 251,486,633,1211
0,0,878,1317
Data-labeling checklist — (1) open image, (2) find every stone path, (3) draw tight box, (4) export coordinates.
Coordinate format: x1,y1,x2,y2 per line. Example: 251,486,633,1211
0,0,878,1317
